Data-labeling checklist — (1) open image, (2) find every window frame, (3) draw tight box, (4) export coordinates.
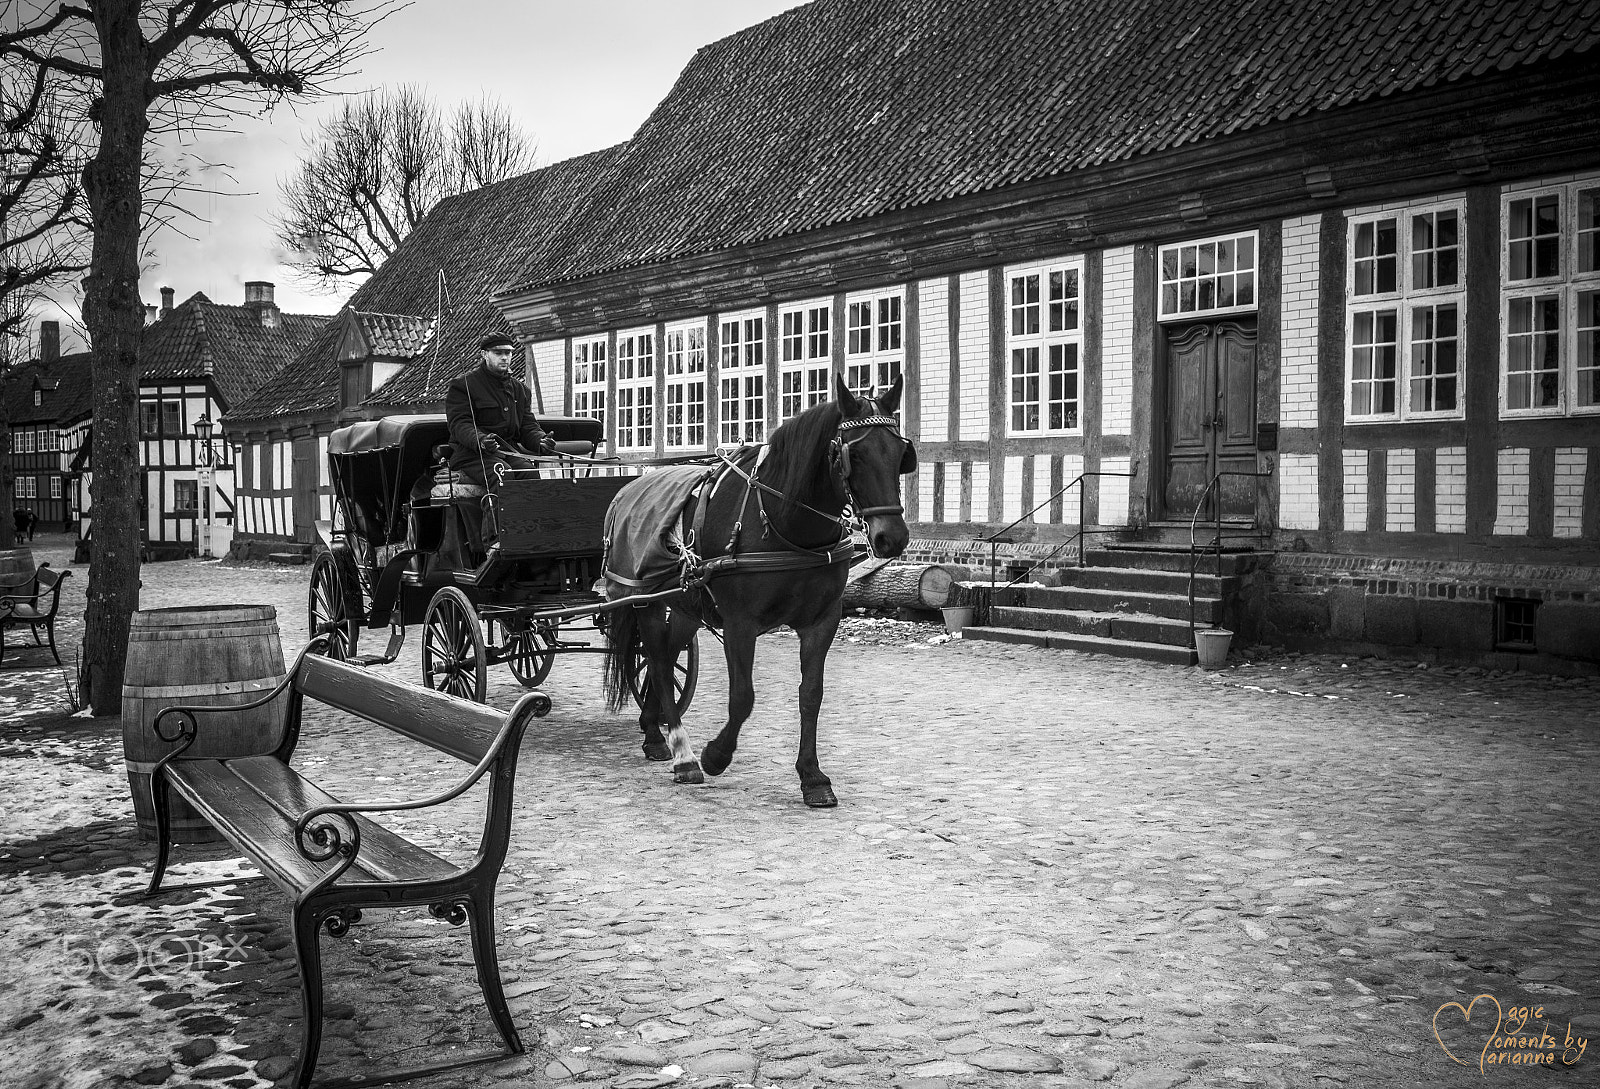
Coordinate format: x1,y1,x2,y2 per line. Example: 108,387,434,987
613,327,655,452
1499,176,1600,418
174,478,199,513
662,319,708,451
1344,197,1468,425
1005,256,1085,437
844,288,904,395
1157,229,1260,322
779,297,833,422
717,309,766,447
570,335,608,430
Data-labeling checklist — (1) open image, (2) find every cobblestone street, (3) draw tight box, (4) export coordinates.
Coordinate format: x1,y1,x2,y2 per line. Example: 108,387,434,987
2,533,1597,1089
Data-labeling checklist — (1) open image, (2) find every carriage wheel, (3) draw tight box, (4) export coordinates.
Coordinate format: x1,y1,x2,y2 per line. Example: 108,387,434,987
626,633,699,718
495,618,555,688
308,548,361,661
422,586,487,703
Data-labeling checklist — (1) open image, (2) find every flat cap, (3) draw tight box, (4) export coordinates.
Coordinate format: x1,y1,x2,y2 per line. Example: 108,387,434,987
479,332,518,351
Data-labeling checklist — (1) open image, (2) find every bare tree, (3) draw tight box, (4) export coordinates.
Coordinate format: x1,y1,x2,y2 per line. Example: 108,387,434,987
275,83,536,288
2,0,400,714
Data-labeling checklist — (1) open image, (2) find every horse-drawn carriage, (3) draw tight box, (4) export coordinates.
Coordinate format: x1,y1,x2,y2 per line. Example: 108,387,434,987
309,413,697,710
312,375,916,807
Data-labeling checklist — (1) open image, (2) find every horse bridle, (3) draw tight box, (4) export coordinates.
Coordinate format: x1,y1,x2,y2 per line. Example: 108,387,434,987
831,414,917,519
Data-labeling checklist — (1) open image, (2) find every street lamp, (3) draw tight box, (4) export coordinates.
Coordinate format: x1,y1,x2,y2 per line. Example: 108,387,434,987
192,414,221,558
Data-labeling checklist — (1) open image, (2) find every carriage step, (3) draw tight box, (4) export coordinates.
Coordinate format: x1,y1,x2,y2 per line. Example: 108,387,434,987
349,653,399,667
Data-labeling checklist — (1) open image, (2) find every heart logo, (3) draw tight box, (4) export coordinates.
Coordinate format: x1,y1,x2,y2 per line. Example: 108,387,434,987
1434,993,1503,1071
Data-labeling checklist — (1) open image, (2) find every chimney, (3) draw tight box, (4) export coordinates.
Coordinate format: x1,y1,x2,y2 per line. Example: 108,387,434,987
160,286,175,315
243,280,279,329
40,321,59,363
144,304,158,325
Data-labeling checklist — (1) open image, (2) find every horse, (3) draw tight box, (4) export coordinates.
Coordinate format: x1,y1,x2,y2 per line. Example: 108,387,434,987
600,373,914,807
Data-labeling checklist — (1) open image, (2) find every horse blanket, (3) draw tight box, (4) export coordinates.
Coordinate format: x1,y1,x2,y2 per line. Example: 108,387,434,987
602,466,718,594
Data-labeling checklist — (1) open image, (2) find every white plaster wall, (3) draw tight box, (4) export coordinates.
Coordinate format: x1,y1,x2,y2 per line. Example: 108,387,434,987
1342,449,1368,532
957,271,990,442
531,340,566,415
1554,448,1588,539
1002,455,1025,523
969,460,990,522
1098,456,1130,526
1435,447,1467,533
1032,455,1054,524
918,278,950,444
1100,247,1134,436
1277,453,1319,531
1280,215,1322,430
1385,448,1415,532
1493,448,1530,536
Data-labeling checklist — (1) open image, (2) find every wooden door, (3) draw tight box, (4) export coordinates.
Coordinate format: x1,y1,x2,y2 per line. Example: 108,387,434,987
1160,320,1257,522
292,438,318,544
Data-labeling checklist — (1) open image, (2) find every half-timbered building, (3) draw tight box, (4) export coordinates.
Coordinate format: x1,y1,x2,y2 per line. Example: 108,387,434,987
239,0,1600,670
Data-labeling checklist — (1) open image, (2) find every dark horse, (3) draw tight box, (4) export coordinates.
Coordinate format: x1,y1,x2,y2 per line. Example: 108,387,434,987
601,374,913,807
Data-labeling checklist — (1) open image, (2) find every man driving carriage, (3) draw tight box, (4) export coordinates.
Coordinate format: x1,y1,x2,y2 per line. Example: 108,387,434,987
445,332,556,490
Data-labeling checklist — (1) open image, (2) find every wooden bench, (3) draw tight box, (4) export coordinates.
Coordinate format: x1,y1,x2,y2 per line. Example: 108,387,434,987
146,639,551,1089
0,564,72,666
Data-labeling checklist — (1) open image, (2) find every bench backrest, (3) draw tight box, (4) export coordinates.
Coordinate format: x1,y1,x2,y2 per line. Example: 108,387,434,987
294,654,508,764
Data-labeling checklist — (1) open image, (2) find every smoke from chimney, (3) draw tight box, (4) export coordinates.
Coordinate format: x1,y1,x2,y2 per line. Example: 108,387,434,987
41,321,59,363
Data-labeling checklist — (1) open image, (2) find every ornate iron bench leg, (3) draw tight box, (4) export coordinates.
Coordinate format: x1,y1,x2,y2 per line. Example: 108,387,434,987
467,895,523,1054
146,772,173,896
292,907,328,1089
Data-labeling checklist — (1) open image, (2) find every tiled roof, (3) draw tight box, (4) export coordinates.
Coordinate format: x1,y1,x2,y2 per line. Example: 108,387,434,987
229,144,623,421
3,352,95,426
138,292,331,409
353,311,435,358
511,0,1600,288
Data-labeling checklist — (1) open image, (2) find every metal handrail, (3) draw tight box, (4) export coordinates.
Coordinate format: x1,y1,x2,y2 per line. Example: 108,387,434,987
975,471,1138,589
1186,469,1274,637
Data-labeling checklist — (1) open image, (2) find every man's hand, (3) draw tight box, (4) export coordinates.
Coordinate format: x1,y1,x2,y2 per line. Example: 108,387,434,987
539,436,558,454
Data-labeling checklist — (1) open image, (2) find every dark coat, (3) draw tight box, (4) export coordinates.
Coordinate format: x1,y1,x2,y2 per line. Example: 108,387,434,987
445,363,549,484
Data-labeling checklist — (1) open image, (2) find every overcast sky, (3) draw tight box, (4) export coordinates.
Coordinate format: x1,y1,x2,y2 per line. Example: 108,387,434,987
45,0,808,350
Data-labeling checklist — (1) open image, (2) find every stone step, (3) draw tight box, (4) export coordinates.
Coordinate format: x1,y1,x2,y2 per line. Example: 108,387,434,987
988,605,1198,648
994,584,1222,624
1049,564,1237,596
1085,546,1260,576
267,551,309,566
961,625,1197,666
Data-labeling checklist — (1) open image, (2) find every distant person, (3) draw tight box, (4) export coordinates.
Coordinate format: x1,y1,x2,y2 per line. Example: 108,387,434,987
445,332,555,489
13,508,36,541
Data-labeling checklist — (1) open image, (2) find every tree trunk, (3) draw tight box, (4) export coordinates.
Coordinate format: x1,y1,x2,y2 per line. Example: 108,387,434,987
79,0,149,715
842,563,954,611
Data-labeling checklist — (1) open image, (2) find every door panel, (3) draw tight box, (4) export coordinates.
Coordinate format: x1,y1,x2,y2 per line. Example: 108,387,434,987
1160,319,1258,522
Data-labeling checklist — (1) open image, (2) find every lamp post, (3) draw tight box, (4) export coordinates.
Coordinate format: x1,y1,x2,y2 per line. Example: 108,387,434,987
193,414,220,559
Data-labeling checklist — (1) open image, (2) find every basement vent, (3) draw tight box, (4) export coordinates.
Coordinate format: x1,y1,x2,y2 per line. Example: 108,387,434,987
1495,597,1538,652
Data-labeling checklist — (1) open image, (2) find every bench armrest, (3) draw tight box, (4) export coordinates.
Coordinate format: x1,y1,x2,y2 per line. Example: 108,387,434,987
293,687,551,897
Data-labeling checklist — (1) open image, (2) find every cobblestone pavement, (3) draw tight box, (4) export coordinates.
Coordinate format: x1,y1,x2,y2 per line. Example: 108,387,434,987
2,531,1597,1089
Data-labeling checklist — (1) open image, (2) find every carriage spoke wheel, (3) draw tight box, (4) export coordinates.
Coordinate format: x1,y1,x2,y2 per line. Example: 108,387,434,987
422,586,487,703
494,618,555,688
308,548,360,661
626,633,699,718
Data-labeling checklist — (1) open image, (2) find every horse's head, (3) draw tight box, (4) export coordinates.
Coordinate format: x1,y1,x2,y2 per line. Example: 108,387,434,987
833,373,913,560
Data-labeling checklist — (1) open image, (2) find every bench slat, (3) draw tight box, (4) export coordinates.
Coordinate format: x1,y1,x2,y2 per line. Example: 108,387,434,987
166,758,456,893
296,656,504,764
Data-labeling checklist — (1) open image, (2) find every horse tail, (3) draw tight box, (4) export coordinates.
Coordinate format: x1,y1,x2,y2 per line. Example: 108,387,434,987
601,601,639,713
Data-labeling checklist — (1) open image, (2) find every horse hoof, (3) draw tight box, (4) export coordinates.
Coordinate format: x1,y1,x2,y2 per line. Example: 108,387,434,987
700,745,731,777
642,741,672,762
803,785,837,808
673,763,705,785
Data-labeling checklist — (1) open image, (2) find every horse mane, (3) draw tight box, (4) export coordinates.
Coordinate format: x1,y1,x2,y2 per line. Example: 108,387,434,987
761,398,844,516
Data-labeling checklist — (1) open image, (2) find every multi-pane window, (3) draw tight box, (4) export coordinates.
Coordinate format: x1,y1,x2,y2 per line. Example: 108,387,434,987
162,400,181,435
571,336,607,429
174,479,199,512
17,429,34,454
1501,177,1600,416
50,477,62,499
14,476,35,499
844,289,903,394
1345,199,1466,422
140,401,161,435
614,329,655,451
1006,258,1084,433
1158,231,1258,320
779,300,832,421
718,312,765,445
663,321,707,450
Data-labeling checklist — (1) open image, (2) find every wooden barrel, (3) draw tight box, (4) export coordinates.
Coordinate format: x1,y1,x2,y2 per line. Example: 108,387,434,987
0,546,35,585
122,605,288,843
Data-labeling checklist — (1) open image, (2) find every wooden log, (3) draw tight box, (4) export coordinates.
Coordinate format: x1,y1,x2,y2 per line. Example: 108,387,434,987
843,563,954,611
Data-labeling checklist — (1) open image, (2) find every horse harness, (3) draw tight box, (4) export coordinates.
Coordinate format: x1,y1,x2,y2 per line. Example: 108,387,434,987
609,414,915,611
